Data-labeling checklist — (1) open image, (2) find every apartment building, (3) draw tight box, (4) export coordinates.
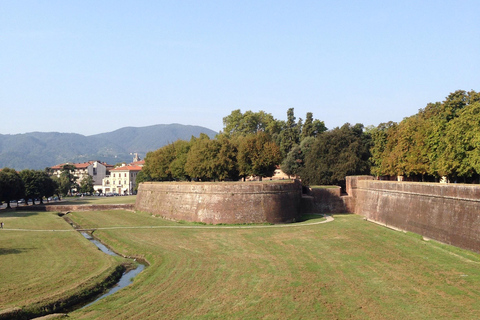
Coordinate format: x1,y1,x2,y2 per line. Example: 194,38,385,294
102,164,143,195
50,161,114,192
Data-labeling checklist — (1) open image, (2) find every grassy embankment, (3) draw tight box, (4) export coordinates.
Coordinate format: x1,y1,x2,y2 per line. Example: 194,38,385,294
65,209,480,319
0,207,130,318
2,194,480,319
52,195,138,206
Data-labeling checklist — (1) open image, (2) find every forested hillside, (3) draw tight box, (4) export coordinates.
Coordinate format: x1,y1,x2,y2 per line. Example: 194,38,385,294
0,124,217,170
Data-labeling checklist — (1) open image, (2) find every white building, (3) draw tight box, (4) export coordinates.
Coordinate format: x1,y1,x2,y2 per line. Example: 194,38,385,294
102,164,143,195
50,161,114,192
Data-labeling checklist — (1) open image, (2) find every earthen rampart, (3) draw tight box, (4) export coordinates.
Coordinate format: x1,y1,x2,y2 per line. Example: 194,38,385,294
16,203,135,212
353,178,480,253
135,181,302,224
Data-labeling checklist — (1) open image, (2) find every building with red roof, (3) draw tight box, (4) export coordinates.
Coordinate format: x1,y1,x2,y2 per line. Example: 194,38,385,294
50,160,114,192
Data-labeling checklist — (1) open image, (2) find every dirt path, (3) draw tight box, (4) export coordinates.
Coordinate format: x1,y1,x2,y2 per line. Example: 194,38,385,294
0,215,334,232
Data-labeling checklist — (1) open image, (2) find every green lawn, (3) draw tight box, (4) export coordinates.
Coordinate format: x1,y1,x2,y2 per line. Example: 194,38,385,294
2,208,480,319
0,210,128,316
64,211,480,320
54,195,137,205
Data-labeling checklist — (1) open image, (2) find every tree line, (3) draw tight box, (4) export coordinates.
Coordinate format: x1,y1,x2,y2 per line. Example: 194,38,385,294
141,89,479,189
0,165,95,208
138,108,372,189
3,89,477,205
369,90,480,183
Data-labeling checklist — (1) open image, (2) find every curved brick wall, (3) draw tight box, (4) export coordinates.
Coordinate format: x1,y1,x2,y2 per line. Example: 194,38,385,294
135,181,302,224
354,179,480,253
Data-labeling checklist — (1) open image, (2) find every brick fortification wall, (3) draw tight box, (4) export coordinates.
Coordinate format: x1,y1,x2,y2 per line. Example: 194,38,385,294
300,176,375,214
135,181,302,224
301,186,348,214
353,178,480,253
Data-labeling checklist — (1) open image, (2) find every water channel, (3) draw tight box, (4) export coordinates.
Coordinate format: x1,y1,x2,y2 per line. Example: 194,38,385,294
79,232,146,309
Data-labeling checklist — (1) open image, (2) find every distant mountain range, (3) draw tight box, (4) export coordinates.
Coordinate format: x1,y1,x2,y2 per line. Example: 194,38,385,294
0,124,218,170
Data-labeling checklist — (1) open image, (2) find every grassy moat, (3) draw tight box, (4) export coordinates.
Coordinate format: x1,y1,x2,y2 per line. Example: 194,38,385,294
1,196,480,319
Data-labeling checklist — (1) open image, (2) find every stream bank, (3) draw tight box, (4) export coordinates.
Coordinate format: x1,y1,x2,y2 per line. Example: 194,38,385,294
0,215,146,320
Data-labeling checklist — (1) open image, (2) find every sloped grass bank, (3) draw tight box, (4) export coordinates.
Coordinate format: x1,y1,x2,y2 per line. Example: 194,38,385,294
0,210,129,319
65,211,480,320
56,195,137,206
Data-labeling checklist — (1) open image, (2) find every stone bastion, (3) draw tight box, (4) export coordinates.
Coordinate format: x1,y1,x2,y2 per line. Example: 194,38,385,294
135,180,302,224
352,177,480,253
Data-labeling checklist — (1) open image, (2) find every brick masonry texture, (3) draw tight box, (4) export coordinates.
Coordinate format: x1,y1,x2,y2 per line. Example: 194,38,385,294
135,181,302,224
352,178,480,253
300,186,348,214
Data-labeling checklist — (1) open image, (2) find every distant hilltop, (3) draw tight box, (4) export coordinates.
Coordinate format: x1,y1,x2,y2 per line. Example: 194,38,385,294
0,124,218,171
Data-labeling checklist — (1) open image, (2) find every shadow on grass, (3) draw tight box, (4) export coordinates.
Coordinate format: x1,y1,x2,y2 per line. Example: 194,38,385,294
0,210,39,218
0,247,34,255
48,199,92,205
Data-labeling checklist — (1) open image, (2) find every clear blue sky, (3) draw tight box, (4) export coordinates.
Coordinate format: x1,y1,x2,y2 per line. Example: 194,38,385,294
1,1,479,135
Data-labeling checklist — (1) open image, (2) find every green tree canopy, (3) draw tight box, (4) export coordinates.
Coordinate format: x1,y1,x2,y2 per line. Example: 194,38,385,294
169,139,192,181
184,135,217,181
301,112,327,139
278,108,299,157
0,168,25,208
78,175,95,194
237,132,281,180
18,170,55,204
370,89,480,182
222,110,281,137
20,169,41,205
280,136,315,177
142,143,177,181
55,164,78,196
301,123,371,187
440,101,480,181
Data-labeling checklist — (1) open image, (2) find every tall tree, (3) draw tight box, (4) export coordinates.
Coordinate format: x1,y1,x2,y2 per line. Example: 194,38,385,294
142,143,177,181
57,164,78,196
278,108,300,157
370,90,480,181
281,136,315,177
20,169,40,205
301,123,371,187
169,139,192,181
184,135,218,181
369,122,399,177
214,135,240,181
301,112,327,140
0,168,25,208
222,110,280,137
39,171,57,202
78,175,95,194
237,132,281,181
441,101,480,182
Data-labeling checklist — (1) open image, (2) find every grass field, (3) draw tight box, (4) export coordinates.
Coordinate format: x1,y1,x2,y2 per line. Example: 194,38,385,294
0,210,128,316
65,210,480,319
56,195,138,205
2,207,480,319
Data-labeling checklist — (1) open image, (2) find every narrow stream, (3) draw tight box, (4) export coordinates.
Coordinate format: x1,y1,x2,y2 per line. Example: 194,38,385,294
79,232,146,309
